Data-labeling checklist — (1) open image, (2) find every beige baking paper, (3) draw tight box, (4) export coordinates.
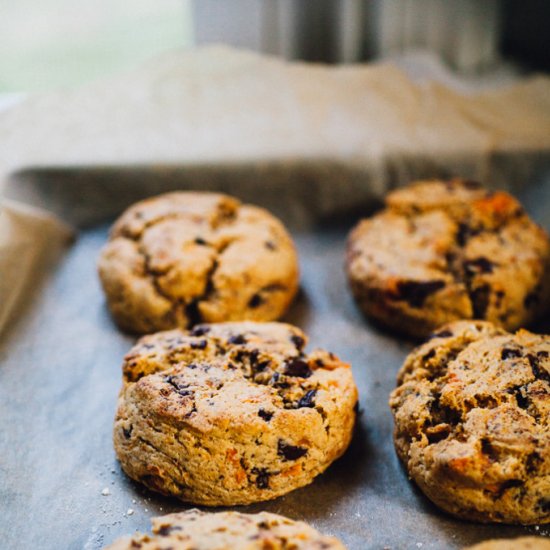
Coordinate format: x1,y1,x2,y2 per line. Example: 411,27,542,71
1,46,550,196
0,199,73,336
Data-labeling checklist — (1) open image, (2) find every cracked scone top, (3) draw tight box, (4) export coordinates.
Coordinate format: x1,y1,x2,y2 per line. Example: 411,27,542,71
390,320,550,524
346,179,550,338
114,322,358,506
104,510,346,550
98,192,299,333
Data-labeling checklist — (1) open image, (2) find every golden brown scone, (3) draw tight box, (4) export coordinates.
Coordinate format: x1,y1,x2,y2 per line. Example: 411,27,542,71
98,192,299,333
390,320,550,524
114,322,358,506
346,179,550,338
104,510,346,550
464,537,550,550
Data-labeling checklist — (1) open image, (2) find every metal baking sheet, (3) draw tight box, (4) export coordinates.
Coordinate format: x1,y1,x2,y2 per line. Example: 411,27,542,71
1,170,549,550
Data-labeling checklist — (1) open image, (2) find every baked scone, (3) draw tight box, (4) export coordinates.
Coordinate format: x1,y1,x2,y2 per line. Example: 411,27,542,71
464,537,550,550
104,510,346,550
390,320,550,524
346,179,550,338
114,322,358,506
98,192,299,333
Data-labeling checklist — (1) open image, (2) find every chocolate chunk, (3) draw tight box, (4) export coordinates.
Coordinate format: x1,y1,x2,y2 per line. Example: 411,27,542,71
248,349,270,372
190,339,207,350
122,425,133,439
248,294,264,308
157,525,182,536
256,361,270,372
258,408,273,422
464,257,495,274
277,440,308,461
501,348,522,360
252,355,270,372
185,300,202,327
164,375,193,397
190,325,210,337
284,358,312,378
264,241,277,251
512,386,529,410
430,329,453,339
471,284,491,318
269,372,290,388
456,222,470,246
538,351,549,359
228,334,246,345
290,334,305,350
423,349,436,360
480,438,497,461
297,389,317,408
194,237,208,246
395,280,445,308
527,353,550,383
252,468,270,489
537,498,550,513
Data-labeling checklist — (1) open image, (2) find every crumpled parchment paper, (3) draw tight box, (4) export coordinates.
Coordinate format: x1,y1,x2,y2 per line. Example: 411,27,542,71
0,199,73,336
2,46,550,193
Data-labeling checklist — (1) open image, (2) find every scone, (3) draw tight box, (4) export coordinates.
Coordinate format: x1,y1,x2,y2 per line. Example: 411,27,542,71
114,322,358,506
98,192,299,333
104,510,346,549
465,537,550,550
346,179,550,338
389,320,549,524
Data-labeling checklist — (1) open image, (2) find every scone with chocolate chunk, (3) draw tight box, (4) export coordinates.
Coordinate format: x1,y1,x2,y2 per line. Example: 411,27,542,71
98,192,299,334
346,179,550,338
114,322,358,506
390,320,550,524
465,537,550,550
105,509,346,550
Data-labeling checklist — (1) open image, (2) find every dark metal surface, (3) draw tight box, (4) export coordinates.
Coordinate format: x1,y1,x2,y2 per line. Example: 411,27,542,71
1,176,549,550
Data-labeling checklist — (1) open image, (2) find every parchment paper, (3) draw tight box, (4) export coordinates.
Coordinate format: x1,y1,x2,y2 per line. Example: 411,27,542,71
0,199,73,335
2,46,550,197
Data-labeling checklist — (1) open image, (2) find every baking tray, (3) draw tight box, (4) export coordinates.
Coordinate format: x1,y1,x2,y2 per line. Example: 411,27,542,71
1,169,549,550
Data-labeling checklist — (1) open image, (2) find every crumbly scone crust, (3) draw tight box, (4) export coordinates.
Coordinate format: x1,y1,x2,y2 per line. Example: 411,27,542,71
104,509,346,550
98,192,299,333
346,179,550,338
464,537,550,550
114,322,357,506
390,320,550,524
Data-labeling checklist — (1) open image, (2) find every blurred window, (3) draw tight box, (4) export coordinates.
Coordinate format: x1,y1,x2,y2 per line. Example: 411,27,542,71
0,0,192,92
